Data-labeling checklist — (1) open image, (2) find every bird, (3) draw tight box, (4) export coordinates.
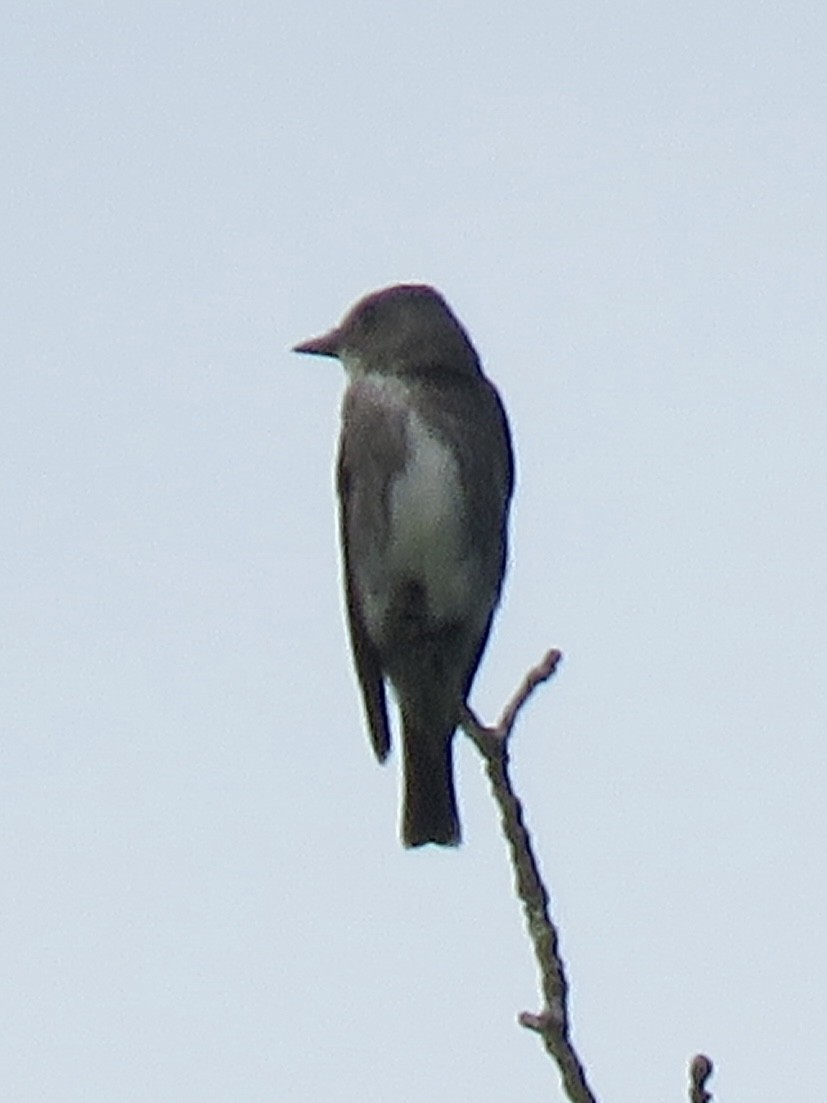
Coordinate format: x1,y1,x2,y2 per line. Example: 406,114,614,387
293,284,514,846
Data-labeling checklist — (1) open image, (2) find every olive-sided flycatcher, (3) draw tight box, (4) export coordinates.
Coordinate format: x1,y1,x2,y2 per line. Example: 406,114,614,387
293,284,514,847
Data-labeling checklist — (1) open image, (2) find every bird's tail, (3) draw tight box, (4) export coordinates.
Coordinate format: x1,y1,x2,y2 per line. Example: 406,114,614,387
400,713,460,848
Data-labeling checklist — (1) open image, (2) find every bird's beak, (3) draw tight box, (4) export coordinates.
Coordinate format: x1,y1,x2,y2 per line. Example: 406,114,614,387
292,328,340,357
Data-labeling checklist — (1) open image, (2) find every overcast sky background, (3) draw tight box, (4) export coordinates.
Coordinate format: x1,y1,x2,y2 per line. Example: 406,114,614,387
3,3,826,1100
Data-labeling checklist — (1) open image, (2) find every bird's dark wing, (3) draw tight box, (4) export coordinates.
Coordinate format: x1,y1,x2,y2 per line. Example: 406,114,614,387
336,386,398,762
338,479,391,761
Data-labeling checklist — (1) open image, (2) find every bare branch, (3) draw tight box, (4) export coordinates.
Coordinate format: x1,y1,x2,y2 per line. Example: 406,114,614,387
461,649,599,1103
462,650,717,1102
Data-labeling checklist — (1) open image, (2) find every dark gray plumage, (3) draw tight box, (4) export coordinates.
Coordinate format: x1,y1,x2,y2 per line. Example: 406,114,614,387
294,284,513,846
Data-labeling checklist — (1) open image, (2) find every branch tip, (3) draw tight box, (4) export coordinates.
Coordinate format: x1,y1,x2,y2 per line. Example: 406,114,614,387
689,1054,714,1103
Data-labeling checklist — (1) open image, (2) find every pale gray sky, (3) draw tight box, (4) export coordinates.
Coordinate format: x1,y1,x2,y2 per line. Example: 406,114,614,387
3,2,826,1100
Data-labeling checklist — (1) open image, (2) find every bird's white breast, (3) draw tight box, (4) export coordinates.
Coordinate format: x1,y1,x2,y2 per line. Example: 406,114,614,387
386,408,471,623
